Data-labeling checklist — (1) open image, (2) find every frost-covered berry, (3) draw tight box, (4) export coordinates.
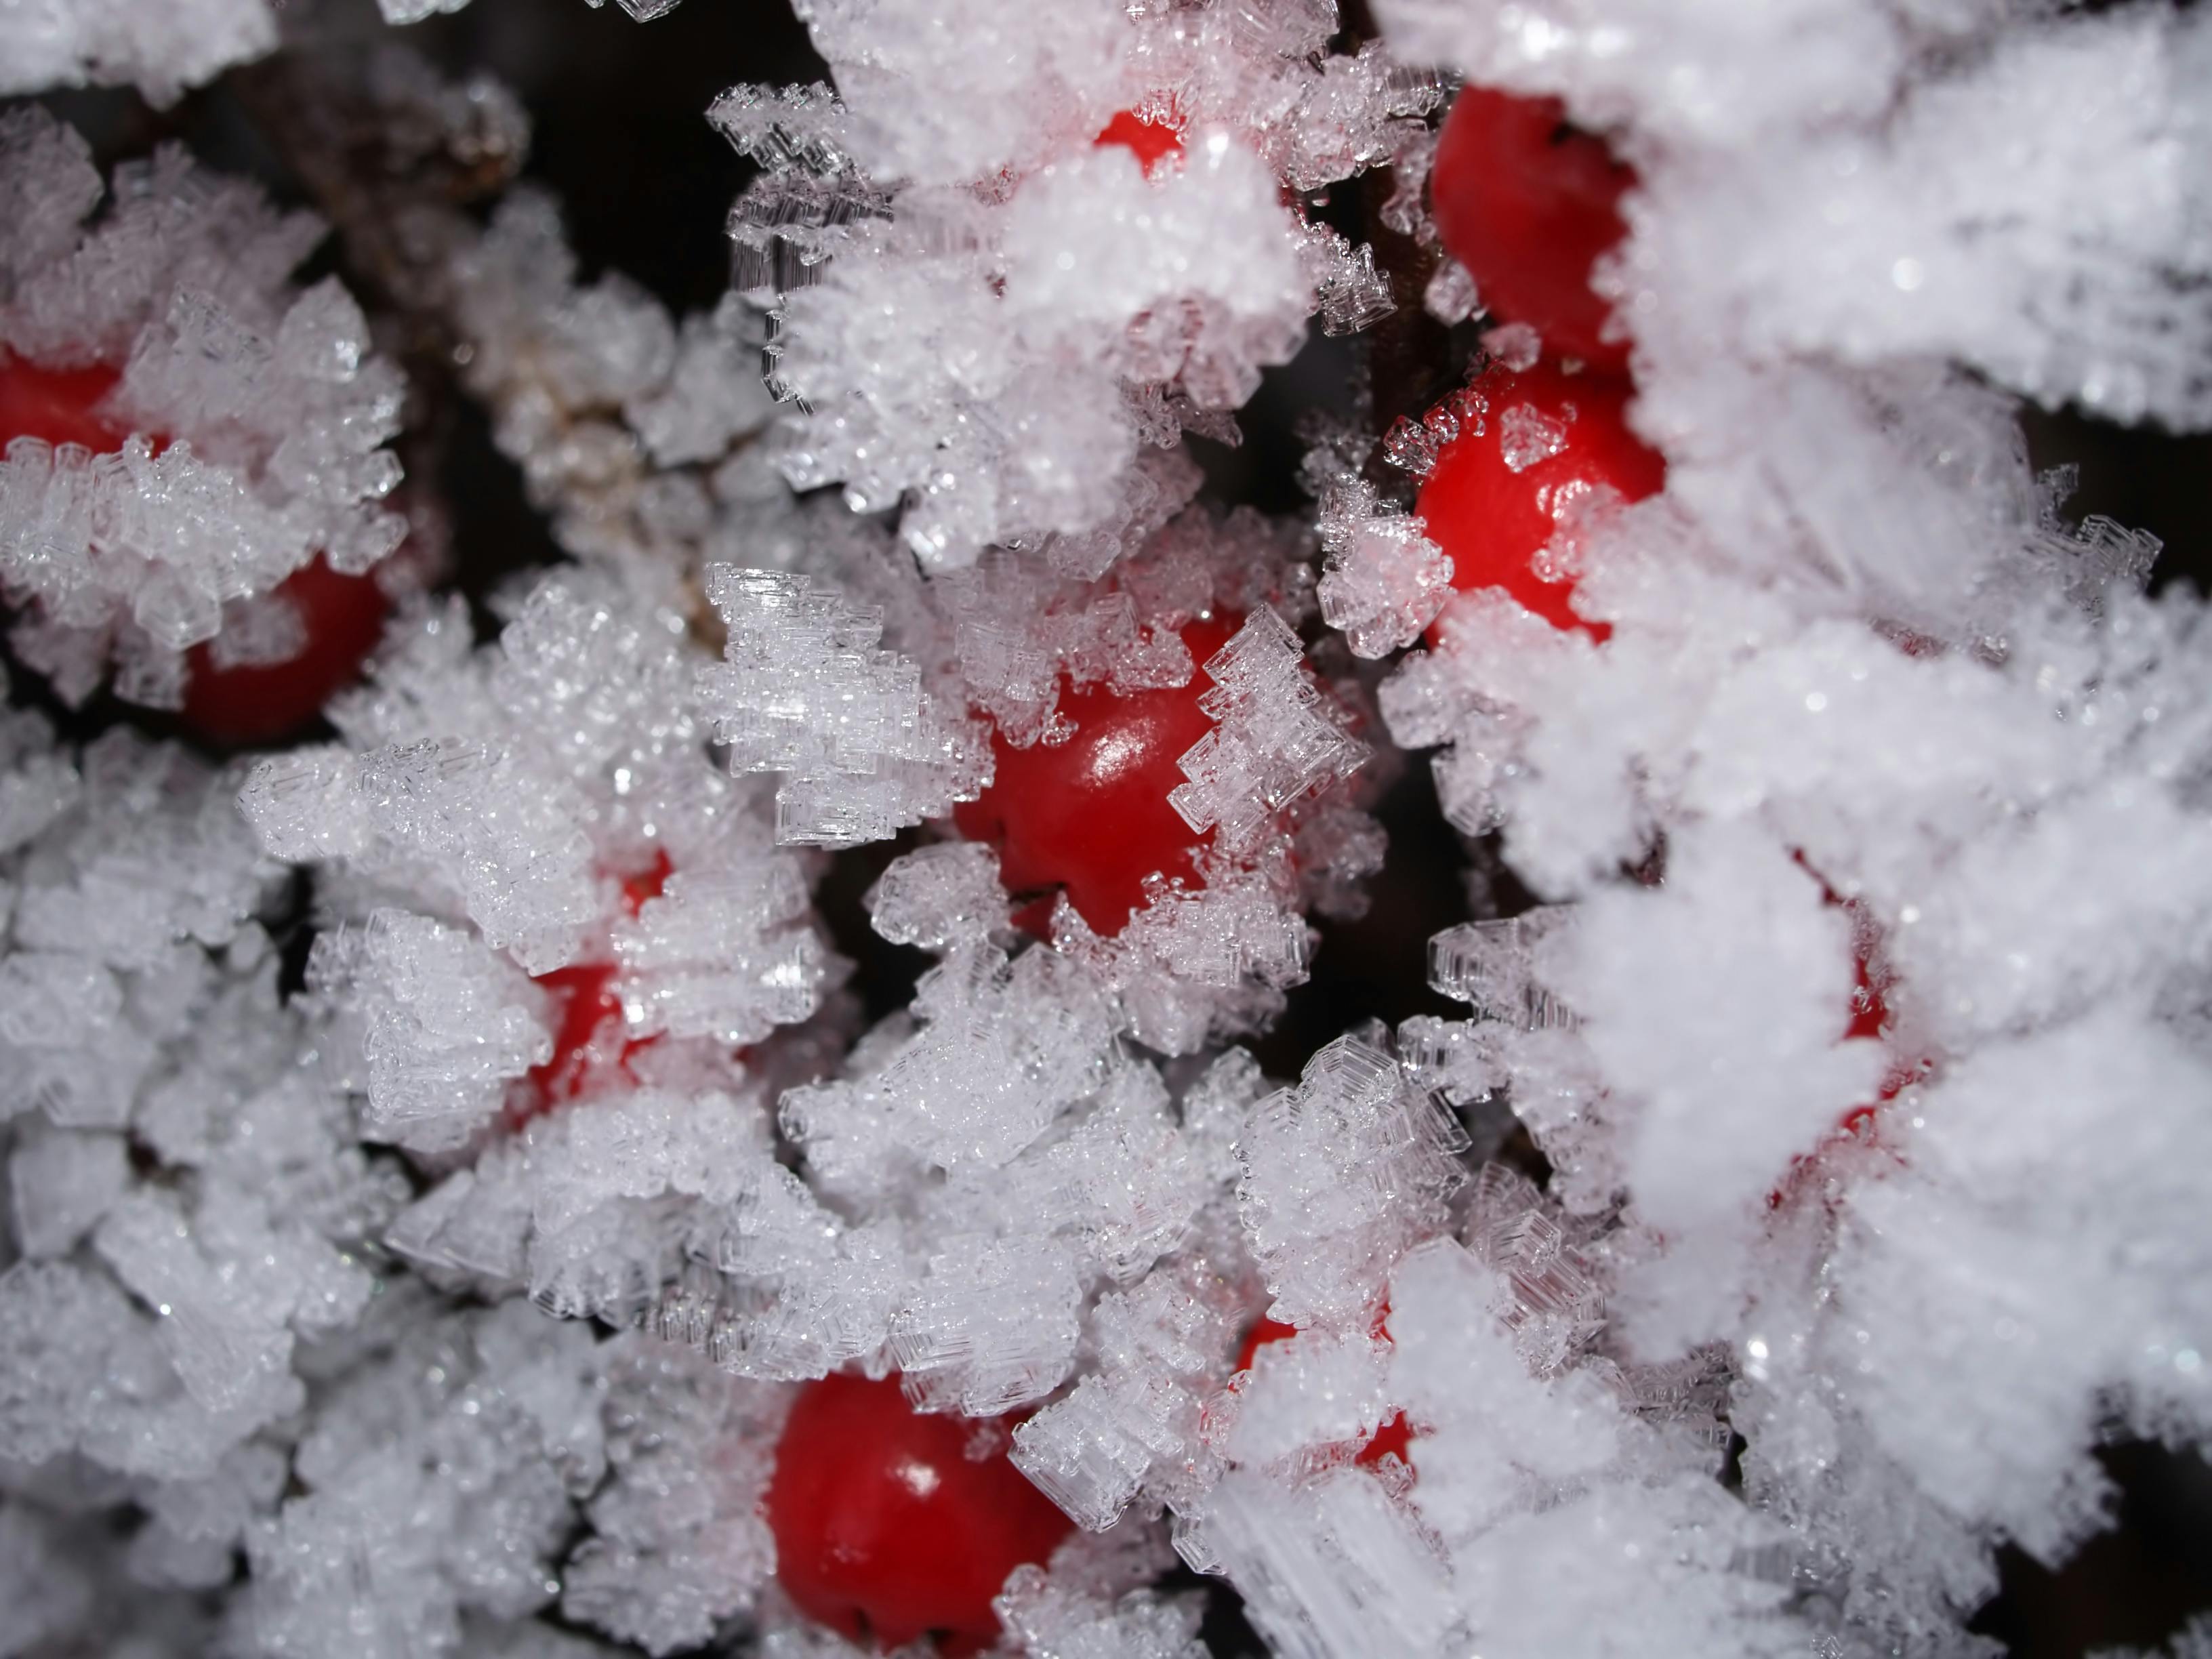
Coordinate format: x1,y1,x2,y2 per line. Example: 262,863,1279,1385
1094,108,1184,176
0,352,395,744
178,556,393,747
1417,358,1665,639
764,1372,1073,1654
954,615,1237,937
1235,1315,1414,1469
0,352,127,451
1430,87,1638,373
0,109,409,712
520,852,673,1113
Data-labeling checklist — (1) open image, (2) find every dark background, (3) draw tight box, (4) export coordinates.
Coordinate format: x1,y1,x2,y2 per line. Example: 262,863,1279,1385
15,0,2212,1652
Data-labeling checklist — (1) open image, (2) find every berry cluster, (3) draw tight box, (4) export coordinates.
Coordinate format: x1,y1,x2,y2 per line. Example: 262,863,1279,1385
2,8,2207,1659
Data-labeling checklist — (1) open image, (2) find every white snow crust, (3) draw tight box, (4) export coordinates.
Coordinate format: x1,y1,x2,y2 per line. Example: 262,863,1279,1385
1,2,2210,1657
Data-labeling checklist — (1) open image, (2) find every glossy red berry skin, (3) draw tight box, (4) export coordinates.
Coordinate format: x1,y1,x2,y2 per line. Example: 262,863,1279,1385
0,354,127,451
766,1373,1073,1654
1,352,395,745
1235,1317,1412,1469
519,853,672,1116
1094,108,1184,175
952,615,1237,938
524,960,628,1108
178,556,393,747
1418,359,1664,642
1431,87,1638,373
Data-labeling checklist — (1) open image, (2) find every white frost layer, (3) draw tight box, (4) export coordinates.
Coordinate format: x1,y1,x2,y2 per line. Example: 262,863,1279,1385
241,571,827,1151
0,0,276,105
0,111,409,708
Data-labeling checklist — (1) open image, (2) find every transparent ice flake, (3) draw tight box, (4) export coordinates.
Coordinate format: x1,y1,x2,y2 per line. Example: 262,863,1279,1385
1427,910,1579,1029
698,565,984,846
1498,401,1572,473
1168,609,1367,851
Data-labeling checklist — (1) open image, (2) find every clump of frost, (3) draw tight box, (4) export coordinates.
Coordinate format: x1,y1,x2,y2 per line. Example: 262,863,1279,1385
230,1298,607,1659
388,1086,785,1326
0,699,411,1644
1010,1243,1256,1531
1378,456,2212,1650
1231,1033,1468,1332
1618,10,2212,430
1176,1167,1801,1659
0,0,276,105
646,949,1232,1422
697,565,988,846
1315,480,1456,658
0,108,411,709
863,839,1010,950
994,1525,1211,1659
787,0,1136,188
0,710,279,1130
560,1337,788,1656
926,485,1272,742
1359,4,2212,1647
445,188,792,588
998,138,1309,409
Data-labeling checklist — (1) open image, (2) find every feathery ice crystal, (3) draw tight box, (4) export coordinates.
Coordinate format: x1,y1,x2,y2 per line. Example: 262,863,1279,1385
4,2,2212,1658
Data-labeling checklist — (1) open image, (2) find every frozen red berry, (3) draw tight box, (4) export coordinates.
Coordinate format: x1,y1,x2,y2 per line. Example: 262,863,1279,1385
1233,1315,1300,1373
0,353,127,451
953,614,1237,937
0,352,396,743
518,853,672,1116
1094,107,1183,175
765,1372,1073,1654
1430,86,1638,373
179,556,394,747
1235,1316,1413,1469
1418,358,1664,642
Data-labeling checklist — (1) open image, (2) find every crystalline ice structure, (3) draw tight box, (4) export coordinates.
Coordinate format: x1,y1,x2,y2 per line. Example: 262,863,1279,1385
0,110,409,706
697,564,986,846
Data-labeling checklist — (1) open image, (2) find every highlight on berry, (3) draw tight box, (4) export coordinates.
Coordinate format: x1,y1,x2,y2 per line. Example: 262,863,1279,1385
1,5,2207,1659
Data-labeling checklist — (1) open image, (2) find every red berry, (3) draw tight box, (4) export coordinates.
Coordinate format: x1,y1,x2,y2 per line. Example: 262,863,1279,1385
765,1372,1073,1654
1,352,396,743
1767,865,1919,1208
1094,108,1184,175
618,851,675,919
0,352,126,451
1359,1411,1414,1467
1232,1315,1301,1373
518,851,673,1115
1430,87,1638,373
952,615,1237,937
1418,358,1664,642
179,556,394,747
525,960,628,1107
1235,1316,1413,1471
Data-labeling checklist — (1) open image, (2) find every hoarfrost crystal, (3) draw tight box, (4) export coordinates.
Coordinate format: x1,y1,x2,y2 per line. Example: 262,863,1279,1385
6,2,2212,1656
